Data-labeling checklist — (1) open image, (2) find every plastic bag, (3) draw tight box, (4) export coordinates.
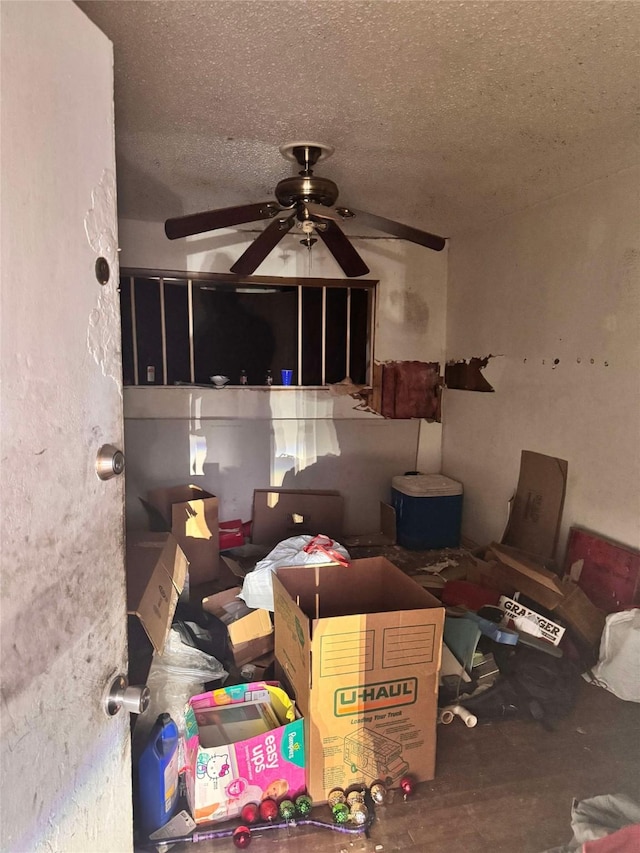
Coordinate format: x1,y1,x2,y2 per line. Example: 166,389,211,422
132,629,227,763
588,609,640,702
239,534,350,611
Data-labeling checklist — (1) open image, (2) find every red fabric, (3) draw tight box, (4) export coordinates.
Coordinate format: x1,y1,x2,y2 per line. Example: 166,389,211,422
302,534,350,568
441,580,501,611
582,824,640,852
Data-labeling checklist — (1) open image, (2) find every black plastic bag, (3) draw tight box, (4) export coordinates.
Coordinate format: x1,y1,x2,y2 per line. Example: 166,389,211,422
461,644,581,730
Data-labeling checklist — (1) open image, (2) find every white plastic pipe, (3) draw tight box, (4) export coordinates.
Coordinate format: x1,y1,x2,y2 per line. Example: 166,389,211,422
438,708,455,725
442,704,477,728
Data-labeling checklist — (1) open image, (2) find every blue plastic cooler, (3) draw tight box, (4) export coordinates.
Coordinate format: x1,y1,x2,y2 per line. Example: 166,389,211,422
392,473,463,550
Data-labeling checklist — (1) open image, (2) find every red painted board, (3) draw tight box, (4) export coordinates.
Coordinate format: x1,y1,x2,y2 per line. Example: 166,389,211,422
563,527,640,613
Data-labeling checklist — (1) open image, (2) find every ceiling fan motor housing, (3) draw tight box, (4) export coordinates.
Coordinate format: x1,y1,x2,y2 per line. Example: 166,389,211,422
275,174,339,208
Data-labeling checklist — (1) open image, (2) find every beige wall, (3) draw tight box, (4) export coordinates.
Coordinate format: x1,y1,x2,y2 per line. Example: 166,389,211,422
443,167,640,560
118,221,448,535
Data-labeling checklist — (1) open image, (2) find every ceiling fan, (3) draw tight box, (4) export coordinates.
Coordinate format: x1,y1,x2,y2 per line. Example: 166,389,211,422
164,142,446,278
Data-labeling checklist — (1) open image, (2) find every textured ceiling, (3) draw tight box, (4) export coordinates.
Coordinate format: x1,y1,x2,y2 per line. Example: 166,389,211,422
77,0,640,238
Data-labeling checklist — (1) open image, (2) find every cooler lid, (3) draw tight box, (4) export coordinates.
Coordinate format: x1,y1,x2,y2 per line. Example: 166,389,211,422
392,473,463,497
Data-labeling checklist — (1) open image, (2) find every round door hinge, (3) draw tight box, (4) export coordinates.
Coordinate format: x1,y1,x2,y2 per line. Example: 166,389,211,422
104,674,150,716
96,444,125,480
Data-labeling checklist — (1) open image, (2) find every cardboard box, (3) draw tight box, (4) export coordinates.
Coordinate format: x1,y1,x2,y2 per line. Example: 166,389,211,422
147,485,219,585
273,557,444,801
183,682,305,825
555,578,607,650
126,532,189,654
486,542,564,610
202,587,274,668
251,489,344,546
477,544,605,651
502,450,568,561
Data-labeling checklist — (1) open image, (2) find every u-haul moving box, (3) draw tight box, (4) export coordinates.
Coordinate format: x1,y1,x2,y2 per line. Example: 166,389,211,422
273,557,444,801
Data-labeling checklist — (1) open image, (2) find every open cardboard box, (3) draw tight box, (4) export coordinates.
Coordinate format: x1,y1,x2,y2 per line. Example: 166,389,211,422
468,543,605,651
202,587,273,668
251,488,344,546
183,682,305,825
126,532,188,654
273,556,444,801
147,485,219,586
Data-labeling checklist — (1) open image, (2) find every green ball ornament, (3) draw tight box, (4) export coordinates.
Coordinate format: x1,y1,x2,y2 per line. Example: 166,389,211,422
295,794,313,816
332,802,350,824
279,799,296,820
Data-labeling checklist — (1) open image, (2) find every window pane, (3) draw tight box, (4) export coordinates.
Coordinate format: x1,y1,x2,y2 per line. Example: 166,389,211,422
134,278,162,384
325,288,348,384
164,280,190,384
119,277,135,386
349,288,369,385
302,288,323,385
193,285,297,385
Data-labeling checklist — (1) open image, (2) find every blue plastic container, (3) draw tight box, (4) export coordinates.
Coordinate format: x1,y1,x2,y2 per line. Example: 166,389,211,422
137,713,180,838
392,473,463,550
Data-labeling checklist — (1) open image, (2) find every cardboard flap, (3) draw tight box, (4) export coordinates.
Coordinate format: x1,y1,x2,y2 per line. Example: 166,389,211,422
202,587,273,645
126,532,188,653
502,450,568,560
272,572,311,714
148,485,215,527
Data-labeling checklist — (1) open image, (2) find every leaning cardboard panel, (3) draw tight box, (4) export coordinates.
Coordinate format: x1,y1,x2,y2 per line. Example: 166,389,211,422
502,450,568,561
273,557,444,801
147,485,219,585
251,488,344,546
126,532,188,654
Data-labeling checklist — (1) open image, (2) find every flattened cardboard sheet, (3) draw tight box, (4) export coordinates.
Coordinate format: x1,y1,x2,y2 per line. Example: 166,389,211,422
502,450,568,560
252,489,344,546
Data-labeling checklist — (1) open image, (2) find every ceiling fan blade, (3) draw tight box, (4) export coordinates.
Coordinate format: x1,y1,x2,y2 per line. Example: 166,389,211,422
339,208,446,252
230,212,296,275
317,220,370,277
165,201,281,240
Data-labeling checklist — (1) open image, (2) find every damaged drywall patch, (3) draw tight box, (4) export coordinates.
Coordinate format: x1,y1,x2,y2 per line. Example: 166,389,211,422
445,356,496,392
84,169,121,387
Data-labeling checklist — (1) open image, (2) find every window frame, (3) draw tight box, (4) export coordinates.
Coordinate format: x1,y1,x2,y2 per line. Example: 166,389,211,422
119,267,377,387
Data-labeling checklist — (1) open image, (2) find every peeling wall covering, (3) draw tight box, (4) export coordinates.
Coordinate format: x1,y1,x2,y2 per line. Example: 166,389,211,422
443,167,640,558
85,170,123,388
445,356,495,392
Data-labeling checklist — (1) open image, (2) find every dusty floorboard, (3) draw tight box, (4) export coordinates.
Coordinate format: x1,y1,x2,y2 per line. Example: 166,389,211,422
158,681,640,853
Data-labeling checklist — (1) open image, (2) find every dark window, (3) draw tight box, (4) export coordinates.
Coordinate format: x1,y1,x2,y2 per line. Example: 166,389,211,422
119,270,375,387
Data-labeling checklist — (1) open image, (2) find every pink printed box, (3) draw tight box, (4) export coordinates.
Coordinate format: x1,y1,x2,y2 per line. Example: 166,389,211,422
184,682,306,825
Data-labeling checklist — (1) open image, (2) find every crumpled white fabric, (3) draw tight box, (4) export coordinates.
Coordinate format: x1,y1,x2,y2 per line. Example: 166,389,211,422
239,534,350,611
540,793,640,852
589,608,640,703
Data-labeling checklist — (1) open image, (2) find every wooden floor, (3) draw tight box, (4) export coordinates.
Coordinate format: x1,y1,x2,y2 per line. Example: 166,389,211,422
142,544,639,853
164,681,640,853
